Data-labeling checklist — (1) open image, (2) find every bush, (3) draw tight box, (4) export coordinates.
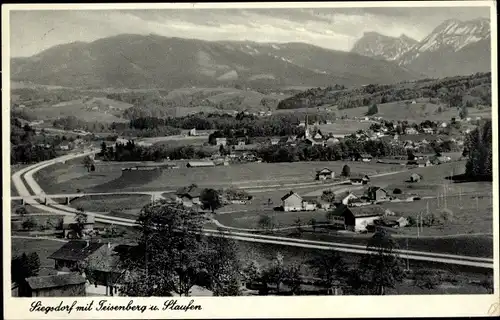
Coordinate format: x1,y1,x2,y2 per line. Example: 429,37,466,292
393,188,402,194
22,217,37,231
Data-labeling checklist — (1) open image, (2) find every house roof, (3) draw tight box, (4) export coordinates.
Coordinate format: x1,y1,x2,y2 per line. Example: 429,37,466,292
332,204,386,218
48,241,105,262
281,191,302,201
316,168,333,174
186,161,215,167
176,185,201,198
26,273,86,290
367,186,387,193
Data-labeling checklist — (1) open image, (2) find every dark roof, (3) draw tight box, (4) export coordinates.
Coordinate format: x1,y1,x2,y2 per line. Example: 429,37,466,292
281,191,301,201
331,204,385,218
316,168,333,174
367,186,387,193
176,185,201,198
48,241,105,262
26,273,86,290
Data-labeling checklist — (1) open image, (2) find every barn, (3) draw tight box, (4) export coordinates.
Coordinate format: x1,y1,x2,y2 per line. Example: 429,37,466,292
330,204,385,232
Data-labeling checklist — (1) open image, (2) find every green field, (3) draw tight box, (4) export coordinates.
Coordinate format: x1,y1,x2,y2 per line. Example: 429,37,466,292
69,194,152,213
11,238,64,275
333,99,491,122
24,97,131,123
35,160,400,194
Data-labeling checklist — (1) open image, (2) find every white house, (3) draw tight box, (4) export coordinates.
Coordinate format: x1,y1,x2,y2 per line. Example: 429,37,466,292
281,191,304,212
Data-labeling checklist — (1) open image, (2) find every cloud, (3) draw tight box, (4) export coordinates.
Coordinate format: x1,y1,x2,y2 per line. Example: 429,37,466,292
8,6,491,57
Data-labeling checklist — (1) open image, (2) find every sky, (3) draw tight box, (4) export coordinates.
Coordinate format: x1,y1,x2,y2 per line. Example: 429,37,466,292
9,6,491,57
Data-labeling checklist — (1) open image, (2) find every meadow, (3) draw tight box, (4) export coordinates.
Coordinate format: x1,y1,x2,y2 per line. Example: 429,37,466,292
69,194,152,213
333,99,491,122
34,159,400,194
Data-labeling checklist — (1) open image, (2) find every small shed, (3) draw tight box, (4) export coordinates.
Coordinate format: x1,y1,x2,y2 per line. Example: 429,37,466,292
186,161,216,168
409,173,422,182
22,273,86,297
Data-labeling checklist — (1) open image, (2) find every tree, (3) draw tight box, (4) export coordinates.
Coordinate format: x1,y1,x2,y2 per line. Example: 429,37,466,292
15,206,28,217
71,208,88,238
200,188,222,213
341,165,351,178
309,218,317,232
465,120,492,180
201,231,242,296
11,252,40,285
258,214,274,232
321,190,336,203
285,263,303,295
242,260,262,286
413,269,441,290
459,104,469,120
308,251,348,295
263,253,287,294
354,230,405,295
118,201,206,296
366,104,378,116
293,217,303,237
82,155,94,172
22,217,37,230
100,141,107,156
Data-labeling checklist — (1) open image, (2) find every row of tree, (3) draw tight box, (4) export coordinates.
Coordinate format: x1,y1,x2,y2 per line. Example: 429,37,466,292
99,141,213,162
116,201,408,296
11,119,59,164
463,120,492,180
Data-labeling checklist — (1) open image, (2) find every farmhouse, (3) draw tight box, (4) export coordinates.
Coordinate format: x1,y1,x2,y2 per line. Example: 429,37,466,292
281,191,304,212
330,204,385,232
270,138,280,145
175,185,201,207
188,128,198,136
186,161,216,168
48,240,104,272
302,196,331,210
350,174,370,185
366,187,389,202
62,215,95,239
21,273,86,297
315,168,335,180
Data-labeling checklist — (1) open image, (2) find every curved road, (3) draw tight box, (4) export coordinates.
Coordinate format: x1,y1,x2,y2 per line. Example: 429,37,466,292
10,151,494,269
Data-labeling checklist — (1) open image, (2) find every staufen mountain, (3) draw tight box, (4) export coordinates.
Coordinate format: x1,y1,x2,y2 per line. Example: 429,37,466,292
351,32,419,62
351,18,491,78
11,34,422,89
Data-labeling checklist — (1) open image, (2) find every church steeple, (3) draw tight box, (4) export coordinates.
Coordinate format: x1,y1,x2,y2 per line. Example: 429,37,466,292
304,114,310,139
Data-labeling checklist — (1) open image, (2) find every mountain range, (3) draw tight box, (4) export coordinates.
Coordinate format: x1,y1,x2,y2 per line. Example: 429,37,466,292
351,18,491,78
10,34,421,90
11,18,490,89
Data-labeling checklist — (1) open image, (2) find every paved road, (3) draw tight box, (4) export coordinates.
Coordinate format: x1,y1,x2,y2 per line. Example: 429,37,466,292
10,151,493,269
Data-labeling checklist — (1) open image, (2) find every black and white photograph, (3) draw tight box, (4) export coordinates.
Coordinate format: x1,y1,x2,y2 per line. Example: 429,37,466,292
2,1,498,318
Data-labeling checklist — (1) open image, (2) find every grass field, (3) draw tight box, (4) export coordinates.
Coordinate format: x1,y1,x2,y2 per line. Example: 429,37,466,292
24,97,131,123
333,99,492,122
69,194,152,213
34,159,401,194
11,238,63,275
